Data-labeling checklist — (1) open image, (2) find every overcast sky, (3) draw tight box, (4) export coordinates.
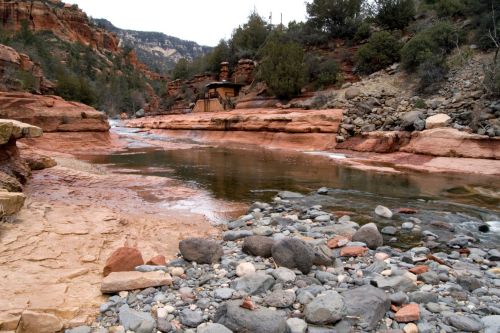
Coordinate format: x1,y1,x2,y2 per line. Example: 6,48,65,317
68,0,309,46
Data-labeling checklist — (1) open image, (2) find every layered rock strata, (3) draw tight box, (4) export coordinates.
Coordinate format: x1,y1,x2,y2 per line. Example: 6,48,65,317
0,92,110,132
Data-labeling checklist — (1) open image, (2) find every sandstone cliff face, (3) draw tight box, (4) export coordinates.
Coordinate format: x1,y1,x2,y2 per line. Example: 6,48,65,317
0,0,118,53
0,92,110,132
0,44,54,94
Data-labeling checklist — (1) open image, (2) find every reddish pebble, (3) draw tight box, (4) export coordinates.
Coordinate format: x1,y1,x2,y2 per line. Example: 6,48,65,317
397,208,417,214
240,297,255,310
102,247,144,277
333,211,355,217
146,255,166,266
409,265,429,275
327,236,350,249
340,246,368,257
395,303,420,322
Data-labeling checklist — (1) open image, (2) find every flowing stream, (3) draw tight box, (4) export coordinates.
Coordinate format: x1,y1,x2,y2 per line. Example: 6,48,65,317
81,122,500,249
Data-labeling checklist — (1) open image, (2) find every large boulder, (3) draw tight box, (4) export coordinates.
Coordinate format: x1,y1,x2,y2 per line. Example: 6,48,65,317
425,113,451,129
342,285,390,330
101,271,172,293
215,300,288,333
352,223,383,249
179,238,223,264
272,238,315,274
304,291,346,325
103,247,144,277
242,235,275,258
0,120,13,145
0,171,23,192
0,190,26,216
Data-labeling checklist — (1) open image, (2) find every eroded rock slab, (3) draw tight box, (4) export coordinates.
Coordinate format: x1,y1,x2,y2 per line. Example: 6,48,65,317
101,271,172,293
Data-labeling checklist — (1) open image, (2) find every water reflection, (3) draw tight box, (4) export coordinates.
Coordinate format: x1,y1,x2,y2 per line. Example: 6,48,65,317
84,146,498,207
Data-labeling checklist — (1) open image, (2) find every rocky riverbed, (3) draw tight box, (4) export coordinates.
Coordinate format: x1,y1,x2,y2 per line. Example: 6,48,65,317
69,190,499,333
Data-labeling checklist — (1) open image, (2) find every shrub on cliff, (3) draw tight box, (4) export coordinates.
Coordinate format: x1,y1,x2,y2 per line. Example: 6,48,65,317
257,34,306,99
356,31,402,74
231,12,270,59
401,21,462,71
306,0,365,38
375,0,416,30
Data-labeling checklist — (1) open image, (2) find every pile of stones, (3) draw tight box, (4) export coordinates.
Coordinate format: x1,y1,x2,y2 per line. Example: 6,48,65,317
325,57,499,140
77,190,499,333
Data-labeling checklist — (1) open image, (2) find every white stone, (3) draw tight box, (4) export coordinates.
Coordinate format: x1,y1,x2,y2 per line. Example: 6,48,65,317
286,317,308,333
170,267,184,277
375,205,393,218
236,262,256,277
425,113,451,129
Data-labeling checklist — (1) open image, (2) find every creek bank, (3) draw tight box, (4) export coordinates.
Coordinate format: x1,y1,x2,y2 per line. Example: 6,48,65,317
124,110,500,176
87,190,499,333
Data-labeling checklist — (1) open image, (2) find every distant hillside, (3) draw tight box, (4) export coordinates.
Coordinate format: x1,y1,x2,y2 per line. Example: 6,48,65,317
94,19,212,74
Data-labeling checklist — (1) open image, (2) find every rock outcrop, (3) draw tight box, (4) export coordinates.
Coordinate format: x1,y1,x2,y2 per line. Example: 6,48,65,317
127,108,343,134
0,92,110,132
0,0,118,53
0,119,47,217
400,128,500,159
337,128,499,160
0,44,54,94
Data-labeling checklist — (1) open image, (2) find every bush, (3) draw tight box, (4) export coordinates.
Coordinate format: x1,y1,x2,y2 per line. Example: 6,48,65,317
258,34,307,99
318,59,340,86
306,0,365,38
435,0,466,17
286,21,329,47
172,58,190,80
401,21,461,71
375,0,416,30
353,21,372,42
356,31,402,74
231,12,270,59
417,55,448,93
484,61,500,97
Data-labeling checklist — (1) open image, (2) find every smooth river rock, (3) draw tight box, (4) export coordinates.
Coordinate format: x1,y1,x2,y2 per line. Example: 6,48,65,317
272,237,315,274
351,223,383,249
179,238,223,264
304,291,346,325
342,285,390,330
215,300,287,333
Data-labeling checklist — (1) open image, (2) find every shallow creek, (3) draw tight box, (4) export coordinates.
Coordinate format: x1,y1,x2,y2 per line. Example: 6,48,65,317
80,122,499,249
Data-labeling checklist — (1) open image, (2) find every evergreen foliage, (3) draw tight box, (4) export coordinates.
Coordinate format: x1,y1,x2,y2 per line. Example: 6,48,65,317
257,33,307,99
356,31,402,74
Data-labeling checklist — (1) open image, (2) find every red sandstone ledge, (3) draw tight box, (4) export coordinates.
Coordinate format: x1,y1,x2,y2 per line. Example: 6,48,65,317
0,92,110,132
126,108,344,134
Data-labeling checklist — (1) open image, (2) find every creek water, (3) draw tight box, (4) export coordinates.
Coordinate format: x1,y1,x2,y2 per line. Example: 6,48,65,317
82,122,500,249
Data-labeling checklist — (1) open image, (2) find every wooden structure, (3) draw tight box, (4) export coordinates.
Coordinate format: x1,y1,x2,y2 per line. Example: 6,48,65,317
192,81,243,113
